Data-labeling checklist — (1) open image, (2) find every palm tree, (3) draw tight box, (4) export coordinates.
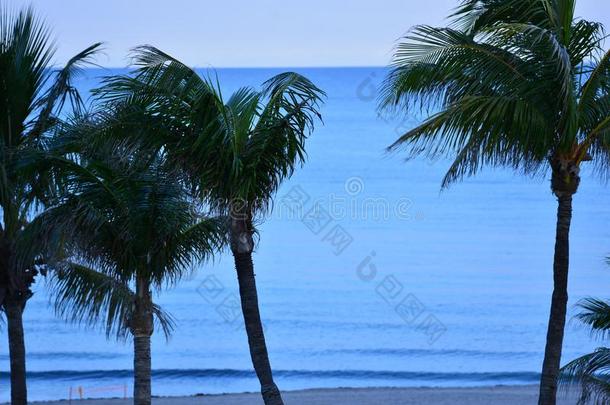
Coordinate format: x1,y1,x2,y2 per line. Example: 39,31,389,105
95,47,325,405
0,6,101,403
30,126,224,405
560,297,610,404
379,1,609,404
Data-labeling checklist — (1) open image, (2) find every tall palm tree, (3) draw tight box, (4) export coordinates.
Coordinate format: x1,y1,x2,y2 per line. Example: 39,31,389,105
95,47,325,405
29,127,224,405
0,6,101,403
379,1,609,404
560,297,610,404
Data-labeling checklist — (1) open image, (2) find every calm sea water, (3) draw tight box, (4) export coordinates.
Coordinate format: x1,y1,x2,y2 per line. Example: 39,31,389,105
1,68,609,401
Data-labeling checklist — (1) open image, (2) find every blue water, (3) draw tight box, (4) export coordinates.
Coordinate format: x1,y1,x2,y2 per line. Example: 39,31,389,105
1,67,609,401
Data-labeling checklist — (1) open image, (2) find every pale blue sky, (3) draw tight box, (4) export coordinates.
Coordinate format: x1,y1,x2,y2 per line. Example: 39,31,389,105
11,0,610,67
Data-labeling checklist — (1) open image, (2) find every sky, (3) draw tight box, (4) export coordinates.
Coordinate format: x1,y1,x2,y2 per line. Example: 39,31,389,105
8,0,610,67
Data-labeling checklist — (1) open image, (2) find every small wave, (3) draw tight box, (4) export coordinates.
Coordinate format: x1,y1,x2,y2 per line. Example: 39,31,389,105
0,348,535,362
0,369,540,384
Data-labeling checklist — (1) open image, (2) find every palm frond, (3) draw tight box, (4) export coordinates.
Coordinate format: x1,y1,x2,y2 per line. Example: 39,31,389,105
575,298,610,338
170,215,227,264
29,42,103,139
451,0,570,40
560,296,610,404
578,50,610,135
379,24,558,118
151,303,175,340
0,5,55,148
569,20,605,66
387,94,551,187
560,348,610,405
49,261,135,339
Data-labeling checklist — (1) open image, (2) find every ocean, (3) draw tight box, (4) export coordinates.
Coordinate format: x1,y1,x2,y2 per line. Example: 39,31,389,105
1,67,609,401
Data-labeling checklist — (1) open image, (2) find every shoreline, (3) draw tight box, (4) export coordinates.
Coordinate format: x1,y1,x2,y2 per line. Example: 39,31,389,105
23,385,580,404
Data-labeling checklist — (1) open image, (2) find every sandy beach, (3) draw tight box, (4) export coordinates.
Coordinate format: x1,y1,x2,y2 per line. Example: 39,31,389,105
25,386,579,405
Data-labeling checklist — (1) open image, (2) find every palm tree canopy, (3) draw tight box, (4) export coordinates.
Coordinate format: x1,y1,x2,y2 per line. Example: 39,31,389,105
27,124,226,338
0,5,101,183
379,0,610,186
94,46,325,217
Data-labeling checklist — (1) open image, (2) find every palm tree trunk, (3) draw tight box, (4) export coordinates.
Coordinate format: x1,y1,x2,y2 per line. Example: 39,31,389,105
133,334,151,405
5,296,27,405
233,250,284,405
539,163,578,405
131,277,153,405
